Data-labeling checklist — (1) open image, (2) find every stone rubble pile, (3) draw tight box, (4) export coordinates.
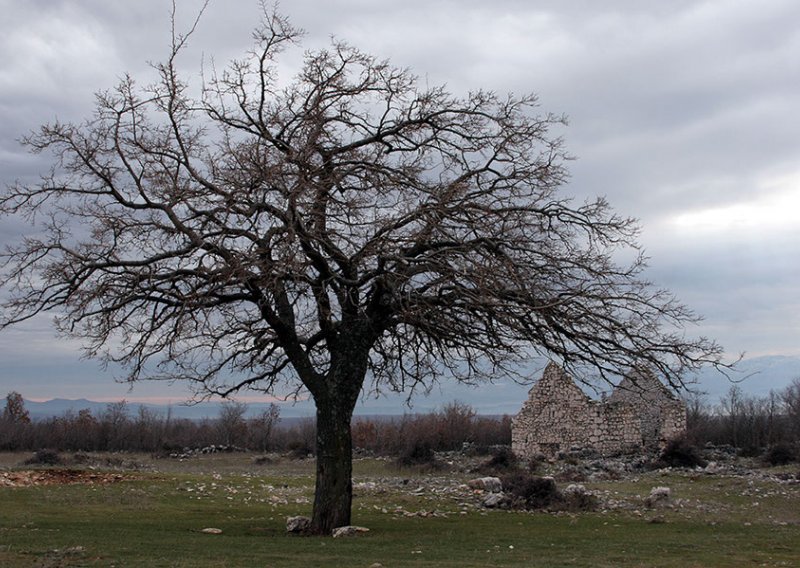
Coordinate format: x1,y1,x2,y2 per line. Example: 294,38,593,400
169,445,248,459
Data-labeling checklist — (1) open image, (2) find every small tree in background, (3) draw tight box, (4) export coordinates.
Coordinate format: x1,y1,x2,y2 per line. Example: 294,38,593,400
784,377,800,438
100,401,130,451
1,391,31,450
0,6,724,533
217,400,249,447
250,403,281,453
2,392,30,425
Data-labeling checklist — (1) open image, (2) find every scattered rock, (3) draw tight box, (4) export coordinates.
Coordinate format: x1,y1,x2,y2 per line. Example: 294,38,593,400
286,515,312,534
467,476,503,493
51,546,85,555
200,527,223,534
563,483,589,496
0,470,132,487
332,525,370,538
645,486,672,508
169,444,248,459
483,492,508,508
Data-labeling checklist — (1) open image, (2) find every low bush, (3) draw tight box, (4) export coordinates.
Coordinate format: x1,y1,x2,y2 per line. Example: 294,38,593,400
526,455,544,474
474,446,518,474
501,473,560,510
23,449,63,466
501,473,599,512
396,440,439,470
286,441,314,459
658,437,707,468
252,455,273,466
737,445,763,458
559,484,599,512
71,452,91,464
554,465,587,482
764,443,796,466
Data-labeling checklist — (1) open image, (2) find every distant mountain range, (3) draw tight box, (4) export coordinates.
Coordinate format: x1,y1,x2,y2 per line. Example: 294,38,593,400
21,355,800,420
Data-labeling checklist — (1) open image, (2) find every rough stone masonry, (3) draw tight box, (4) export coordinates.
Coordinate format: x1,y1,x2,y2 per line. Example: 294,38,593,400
512,363,686,458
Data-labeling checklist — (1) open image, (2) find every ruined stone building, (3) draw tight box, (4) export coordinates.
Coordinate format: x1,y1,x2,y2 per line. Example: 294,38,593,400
511,363,686,458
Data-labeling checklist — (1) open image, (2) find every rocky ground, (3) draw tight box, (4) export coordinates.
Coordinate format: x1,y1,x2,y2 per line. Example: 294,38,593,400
0,469,135,487
345,447,800,526
3,445,799,528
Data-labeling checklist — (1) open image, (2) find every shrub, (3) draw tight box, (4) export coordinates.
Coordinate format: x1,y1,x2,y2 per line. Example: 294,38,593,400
71,452,91,464
554,465,587,483
286,440,313,459
764,443,796,466
526,455,544,474
658,437,707,468
396,440,438,469
501,473,560,510
501,473,598,512
559,484,599,512
737,445,763,458
23,449,63,466
475,446,518,474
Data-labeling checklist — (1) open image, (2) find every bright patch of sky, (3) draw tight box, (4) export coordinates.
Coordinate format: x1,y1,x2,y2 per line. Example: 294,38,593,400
671,172,800,233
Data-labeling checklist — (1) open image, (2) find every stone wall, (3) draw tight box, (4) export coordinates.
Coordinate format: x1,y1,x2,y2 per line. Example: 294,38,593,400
512,363,687,458
607,368,687,450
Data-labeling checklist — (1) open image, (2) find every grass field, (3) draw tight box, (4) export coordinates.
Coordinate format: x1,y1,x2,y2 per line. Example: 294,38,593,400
0,452,798,567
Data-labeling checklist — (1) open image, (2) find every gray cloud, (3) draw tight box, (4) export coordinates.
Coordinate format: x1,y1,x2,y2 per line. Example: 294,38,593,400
0,0,797,403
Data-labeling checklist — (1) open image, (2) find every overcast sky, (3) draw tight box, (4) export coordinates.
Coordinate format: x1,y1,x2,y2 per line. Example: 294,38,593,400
0,0,798,405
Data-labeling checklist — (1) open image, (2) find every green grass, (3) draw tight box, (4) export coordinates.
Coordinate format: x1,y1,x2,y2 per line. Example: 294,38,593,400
1,454,798,567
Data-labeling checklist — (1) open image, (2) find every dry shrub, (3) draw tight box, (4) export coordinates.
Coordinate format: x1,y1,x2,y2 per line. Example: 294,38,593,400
286,440,314,459
501,473,560,509
554,465,587,483
559,485,599,512
396,440,440,470
71,452,91,464
764,443,796,466
23,449,63,466
658,437,707,468
475,446,519,474
501,473,598,512
352,419,380,451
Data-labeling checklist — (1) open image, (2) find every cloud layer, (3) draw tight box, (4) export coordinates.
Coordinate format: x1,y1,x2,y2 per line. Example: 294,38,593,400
0,0,797,403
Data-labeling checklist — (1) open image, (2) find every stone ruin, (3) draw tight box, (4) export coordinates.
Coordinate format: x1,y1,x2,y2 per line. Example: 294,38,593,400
511,362,686,458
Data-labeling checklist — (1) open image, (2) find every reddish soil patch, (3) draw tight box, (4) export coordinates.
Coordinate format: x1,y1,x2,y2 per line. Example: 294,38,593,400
0,469,133,487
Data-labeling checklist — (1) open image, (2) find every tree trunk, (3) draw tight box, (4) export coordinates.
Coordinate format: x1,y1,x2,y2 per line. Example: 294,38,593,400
311,393,357,534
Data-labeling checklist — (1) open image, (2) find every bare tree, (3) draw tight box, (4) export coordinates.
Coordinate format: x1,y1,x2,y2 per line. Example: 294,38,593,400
783,377,800,438
217,400,249,447
0,7,723,533
100,400,130,451
250,403,280,453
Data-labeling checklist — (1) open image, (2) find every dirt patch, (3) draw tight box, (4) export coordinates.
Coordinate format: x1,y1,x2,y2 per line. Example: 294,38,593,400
0,469,134,487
